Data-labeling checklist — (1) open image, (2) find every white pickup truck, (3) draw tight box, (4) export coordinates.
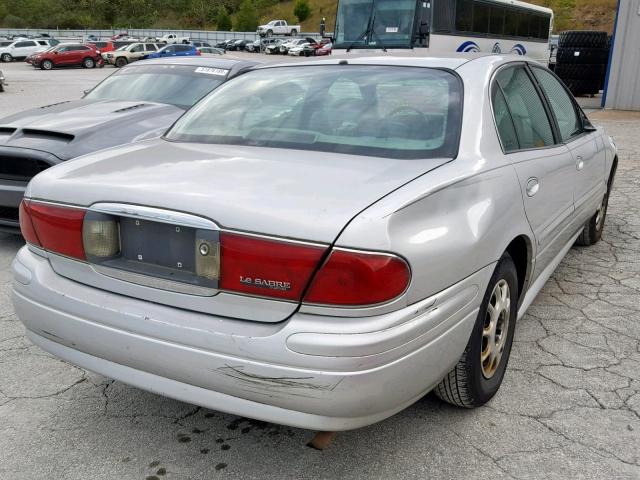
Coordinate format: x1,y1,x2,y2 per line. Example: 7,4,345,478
257,20,300,37
160,33,190,44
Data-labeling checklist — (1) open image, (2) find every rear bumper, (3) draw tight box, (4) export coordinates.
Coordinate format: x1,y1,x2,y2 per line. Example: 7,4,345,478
12,247,492,430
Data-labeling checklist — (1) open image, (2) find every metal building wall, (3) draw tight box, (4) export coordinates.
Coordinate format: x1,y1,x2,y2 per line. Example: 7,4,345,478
604,0,640,111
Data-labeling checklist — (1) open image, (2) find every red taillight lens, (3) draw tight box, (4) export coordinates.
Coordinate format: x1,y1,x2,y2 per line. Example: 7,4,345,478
19,200,41,246
196,49,201,55
304,249,411,306
219,232,326,301
25,201,86,260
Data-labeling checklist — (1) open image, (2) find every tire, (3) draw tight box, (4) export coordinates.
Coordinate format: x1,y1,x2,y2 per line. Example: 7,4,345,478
266,30,273,37
291,29,298,36
1,53,12,62
562,78,602,96
555,63,606,80
556,47,609,64
40,59,53,70
114,57,128,68
434,252,518,408
82,57,95,69
575,178,612,246
559,30,608,49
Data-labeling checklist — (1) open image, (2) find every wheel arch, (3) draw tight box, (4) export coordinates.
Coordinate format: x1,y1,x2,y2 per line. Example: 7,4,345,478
504,234,534,304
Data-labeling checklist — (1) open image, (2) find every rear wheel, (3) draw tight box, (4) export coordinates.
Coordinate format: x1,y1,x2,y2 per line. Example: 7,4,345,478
576,184,610,246
41,59,53,70
1,53,12,62
82,57,95,68
266,30,273,37
115,56,128,68
434,252,518,408
291,29,298,36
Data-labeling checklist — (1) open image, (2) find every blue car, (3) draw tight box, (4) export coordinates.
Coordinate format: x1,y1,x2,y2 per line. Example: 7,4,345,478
146,44,200,59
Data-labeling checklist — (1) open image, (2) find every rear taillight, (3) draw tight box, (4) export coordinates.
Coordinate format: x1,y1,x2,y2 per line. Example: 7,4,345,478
19,200,40,246
20,200,85,260
219,232,325,301
196,49,201,56
303,249,410,306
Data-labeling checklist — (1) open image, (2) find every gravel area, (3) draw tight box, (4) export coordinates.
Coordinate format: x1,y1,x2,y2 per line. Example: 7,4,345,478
0,59,639,480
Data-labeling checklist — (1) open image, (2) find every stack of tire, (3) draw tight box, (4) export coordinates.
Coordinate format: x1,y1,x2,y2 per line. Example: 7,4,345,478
555,30,610,96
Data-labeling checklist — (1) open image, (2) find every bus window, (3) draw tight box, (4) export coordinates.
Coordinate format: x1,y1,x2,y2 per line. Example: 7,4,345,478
504,9,517,36
432,0,455,33
517,12,530,37
489,6,505,35
455,0,473,32
473,2,490,33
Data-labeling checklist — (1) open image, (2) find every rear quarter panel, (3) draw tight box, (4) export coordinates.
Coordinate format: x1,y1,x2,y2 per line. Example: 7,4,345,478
335,57,536,306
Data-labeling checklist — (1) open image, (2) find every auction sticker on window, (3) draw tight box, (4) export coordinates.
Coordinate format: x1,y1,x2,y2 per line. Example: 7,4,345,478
195,67,229,76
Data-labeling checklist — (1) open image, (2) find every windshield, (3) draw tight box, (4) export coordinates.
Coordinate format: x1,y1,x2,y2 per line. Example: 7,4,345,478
335,0,418,49
166,66,461,160
85,64,228,109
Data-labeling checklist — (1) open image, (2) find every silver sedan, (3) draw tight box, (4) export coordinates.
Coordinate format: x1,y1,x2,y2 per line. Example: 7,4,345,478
12,55,617,431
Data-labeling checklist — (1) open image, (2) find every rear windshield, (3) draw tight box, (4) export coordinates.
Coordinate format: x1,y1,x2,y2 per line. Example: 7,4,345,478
166,65,462,159
85,64,229,109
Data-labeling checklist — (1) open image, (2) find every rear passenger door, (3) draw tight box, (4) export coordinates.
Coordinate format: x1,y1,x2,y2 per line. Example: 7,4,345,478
492,64,576,278
530,65,606,225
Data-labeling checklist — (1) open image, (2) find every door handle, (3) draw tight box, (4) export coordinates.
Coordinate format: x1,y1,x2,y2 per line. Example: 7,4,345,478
576,156,584,171
526,178,539,197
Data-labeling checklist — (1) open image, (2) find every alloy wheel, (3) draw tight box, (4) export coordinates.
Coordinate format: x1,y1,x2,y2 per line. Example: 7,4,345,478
481,279,511,379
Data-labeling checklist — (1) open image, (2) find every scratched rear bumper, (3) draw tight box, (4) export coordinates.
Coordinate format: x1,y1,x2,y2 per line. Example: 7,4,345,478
12,246,490,430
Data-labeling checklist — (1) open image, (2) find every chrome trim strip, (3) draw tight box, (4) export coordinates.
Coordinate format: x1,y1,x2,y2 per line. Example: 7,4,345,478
92,264,218,297
219,229,328,248
89,203,219,230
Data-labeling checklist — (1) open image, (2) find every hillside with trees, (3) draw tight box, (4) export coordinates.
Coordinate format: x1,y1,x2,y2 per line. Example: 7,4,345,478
0,0,618,34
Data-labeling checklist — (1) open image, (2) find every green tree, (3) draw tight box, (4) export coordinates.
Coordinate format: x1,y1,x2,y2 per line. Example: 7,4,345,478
216,5,232,30
234,0,258,32
293,0,311,22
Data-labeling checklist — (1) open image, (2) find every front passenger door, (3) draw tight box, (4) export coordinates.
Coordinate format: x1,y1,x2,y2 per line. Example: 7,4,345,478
492,64,576,279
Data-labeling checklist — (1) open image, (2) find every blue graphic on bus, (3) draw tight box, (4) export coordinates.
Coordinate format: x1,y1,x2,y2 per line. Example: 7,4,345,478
456,41,480,53
510,44,527,55
492,42,502,53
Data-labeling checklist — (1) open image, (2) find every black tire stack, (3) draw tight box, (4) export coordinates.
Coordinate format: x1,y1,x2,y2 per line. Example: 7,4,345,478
555,30,610,96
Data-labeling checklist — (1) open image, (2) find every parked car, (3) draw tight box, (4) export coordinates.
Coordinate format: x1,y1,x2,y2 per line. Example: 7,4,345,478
0,57,256,233
215,39,240,50
315,41,332,56
25,46,57,64
10,56,617,431
257,19,300,37
191,41,212,49
278,38,312,55
146,44,200,59
86,41,118,53
111,33,130,41
0,39,55,62
31,43,103,70
103,42,163,67
226,39,251,52
264,39,285,55
160,33,190,44
0,69,5,92
288,40,322,56
198,47,224,56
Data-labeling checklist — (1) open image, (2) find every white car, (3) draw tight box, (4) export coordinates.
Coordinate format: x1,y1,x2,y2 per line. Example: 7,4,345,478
288,42,311,56
160,34,190,45
0,39,55,62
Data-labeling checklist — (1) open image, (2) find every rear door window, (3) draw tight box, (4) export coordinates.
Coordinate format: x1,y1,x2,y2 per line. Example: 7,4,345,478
531,66,583,142
494,65,555,150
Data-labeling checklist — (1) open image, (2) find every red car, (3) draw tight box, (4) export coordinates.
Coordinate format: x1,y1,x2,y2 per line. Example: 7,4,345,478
315,40,332,56
31,43,103,70
87,41,117,53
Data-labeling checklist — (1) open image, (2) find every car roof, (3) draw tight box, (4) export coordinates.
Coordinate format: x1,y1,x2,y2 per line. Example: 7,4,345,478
265,53,526,71
129,56,259,74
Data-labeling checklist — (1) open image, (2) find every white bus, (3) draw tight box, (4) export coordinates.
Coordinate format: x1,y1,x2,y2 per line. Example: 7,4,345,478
333,0,554,63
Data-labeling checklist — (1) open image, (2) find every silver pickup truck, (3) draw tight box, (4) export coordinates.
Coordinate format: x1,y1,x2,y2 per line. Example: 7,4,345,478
257,20,300,37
